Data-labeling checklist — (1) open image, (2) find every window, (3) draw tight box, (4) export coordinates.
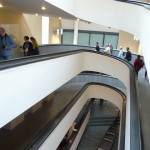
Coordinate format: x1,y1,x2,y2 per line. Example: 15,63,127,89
62,32,74,44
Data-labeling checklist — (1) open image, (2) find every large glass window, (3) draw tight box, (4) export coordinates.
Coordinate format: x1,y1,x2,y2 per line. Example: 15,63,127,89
103,35,118,49
90,34,104,47
62,30,118,48
62,32,74,44
77,33,90,46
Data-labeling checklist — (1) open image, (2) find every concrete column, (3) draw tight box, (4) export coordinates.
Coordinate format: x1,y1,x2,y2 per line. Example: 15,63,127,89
73,20,79,45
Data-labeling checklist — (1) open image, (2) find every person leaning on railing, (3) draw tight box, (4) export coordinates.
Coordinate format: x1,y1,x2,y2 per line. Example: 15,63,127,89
23,36,33,56
0,27,15,60
30,37,39,55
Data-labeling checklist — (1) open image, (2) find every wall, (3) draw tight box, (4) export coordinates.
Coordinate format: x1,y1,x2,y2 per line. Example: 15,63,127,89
118,30,140,54
49,17,61,44
62,19,119,32
0,8,22,45
0,8,61,46
23,14,42,44
0,9,40,45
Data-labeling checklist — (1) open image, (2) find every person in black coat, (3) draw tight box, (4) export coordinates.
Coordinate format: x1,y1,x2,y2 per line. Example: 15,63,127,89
23,36,34,56
125,47,132,61
95,42,100,52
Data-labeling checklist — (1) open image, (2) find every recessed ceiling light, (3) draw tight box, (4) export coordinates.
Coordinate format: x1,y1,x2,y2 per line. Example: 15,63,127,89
35,13,38,16
59,17,61,20
41,6,46,10
77,18,80,21
0,3,3,8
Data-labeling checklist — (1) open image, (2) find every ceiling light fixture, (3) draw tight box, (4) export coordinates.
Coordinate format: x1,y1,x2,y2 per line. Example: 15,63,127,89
41,6,46,10
77,18,80,21
0,3,3,8
59,17,61,20
35,13,38,16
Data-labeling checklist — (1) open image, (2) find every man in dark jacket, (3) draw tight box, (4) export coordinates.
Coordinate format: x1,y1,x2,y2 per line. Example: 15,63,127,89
125,47,132,62
95,42,100,52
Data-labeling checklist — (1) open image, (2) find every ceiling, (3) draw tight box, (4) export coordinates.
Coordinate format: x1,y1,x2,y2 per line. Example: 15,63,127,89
2,0,76,20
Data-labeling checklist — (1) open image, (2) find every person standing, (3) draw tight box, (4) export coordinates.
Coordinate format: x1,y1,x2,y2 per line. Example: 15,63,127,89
109,43,113,54
125,47,132,62
118,46,124,58
23,36,33,56
0,27,15,60
30,37,39,55
95,42,100,52
134,55,144,76
103,44,111,54
144,69,147,78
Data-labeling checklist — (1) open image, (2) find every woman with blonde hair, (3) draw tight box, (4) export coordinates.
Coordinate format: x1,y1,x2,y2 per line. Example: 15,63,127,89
30,37,39,55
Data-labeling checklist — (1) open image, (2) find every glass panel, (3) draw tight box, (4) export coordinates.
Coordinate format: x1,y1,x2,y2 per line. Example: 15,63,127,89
90,34,104,47
78,33,90,46
62,32,74,44
103,35,118,49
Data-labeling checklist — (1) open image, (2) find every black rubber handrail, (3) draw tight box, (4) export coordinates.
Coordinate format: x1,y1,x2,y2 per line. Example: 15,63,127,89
24,83,126,150
0,49,133,70
116,0,150,10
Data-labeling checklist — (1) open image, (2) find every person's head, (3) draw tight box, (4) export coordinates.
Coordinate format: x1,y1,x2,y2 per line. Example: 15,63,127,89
96,42,99,45
0,27,6,37
126,47,130,51
137,55,141,59
120,46,123,50
30,36,36,42
106,43,109,47
24,36,29,41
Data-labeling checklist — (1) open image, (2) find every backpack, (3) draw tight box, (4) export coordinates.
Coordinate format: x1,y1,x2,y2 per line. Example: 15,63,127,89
138,59,144,68
127,56,131,61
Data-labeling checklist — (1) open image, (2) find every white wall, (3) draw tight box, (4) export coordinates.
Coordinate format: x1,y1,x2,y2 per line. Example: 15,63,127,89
62,19,119,32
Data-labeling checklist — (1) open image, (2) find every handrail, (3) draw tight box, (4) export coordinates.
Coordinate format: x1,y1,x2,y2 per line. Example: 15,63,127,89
24,83,126,150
